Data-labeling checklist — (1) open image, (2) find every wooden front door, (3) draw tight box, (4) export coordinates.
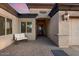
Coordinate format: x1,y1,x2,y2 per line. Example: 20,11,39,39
36,18,49,36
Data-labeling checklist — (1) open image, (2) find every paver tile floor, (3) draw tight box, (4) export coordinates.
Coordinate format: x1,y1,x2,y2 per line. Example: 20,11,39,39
0,36,79,56
0,36,58,56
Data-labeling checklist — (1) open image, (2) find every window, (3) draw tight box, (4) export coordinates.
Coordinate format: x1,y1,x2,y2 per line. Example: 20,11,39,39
6,18,12,34
21,22,26,33
0,16,5,36
27,22,32,33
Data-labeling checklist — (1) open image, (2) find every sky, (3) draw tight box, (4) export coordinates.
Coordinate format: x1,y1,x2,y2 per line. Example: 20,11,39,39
9,3,30,14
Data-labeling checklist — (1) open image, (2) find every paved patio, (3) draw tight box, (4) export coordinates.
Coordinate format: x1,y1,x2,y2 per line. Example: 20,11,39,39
0,36,79,56
0,36,57,56
63,45,79,56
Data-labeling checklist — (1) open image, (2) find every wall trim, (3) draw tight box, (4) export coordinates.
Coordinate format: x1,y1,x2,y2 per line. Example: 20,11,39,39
18,13,38,18
69,16,79,19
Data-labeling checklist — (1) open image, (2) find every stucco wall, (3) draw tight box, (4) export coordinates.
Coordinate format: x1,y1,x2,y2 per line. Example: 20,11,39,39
0,8,19,50
59,11,70,48
19,18,36,40
48,12,59,46
30,8,51,18
59,11,79,47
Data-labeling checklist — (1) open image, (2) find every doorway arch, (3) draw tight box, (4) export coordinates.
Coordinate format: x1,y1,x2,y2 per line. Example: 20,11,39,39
36,18,50,37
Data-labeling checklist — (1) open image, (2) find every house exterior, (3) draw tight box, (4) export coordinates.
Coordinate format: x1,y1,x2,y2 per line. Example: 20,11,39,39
48,4,79,48
0,3,79,50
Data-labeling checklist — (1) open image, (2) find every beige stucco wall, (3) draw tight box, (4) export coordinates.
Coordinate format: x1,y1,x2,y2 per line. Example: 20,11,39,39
30,8,51,18
0,8,19,50
19,18,36,40
47,11,79,48
59,11,70,48
48,11,71,48
59,11,79,48
48,12,59,46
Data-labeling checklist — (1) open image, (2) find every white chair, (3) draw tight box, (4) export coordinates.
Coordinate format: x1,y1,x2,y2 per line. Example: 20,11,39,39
14,33,28,41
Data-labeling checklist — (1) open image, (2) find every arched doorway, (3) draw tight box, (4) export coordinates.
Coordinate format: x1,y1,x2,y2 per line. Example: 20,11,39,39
36,18,49,38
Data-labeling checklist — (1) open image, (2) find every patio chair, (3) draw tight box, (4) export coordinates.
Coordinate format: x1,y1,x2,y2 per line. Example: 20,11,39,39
14,33,28,41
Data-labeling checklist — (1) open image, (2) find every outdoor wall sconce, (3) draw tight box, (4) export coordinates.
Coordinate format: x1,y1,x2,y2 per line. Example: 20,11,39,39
62,11,69,21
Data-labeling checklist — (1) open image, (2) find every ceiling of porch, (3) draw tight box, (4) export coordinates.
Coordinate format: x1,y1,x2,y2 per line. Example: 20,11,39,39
8,3,53,14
